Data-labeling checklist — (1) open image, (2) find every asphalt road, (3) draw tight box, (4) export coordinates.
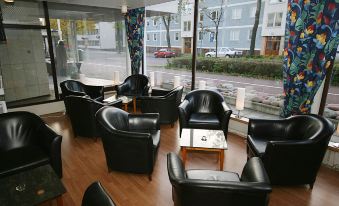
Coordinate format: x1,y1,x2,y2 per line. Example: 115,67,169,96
78,50,338,104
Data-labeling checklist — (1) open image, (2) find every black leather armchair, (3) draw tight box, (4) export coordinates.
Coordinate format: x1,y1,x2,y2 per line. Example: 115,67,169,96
0,112,62,178
167,153,272,206
95,106,160,180
65,96,122,139
60,80,104,101
82,181,116,206
115,74,149,97
139,86,183,126
178,89,232,137
247,114,335,188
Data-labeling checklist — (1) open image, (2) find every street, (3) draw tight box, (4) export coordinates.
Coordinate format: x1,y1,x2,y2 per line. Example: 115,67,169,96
78,49,338,104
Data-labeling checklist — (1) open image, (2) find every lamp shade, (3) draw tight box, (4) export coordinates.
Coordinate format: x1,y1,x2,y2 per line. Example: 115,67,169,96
121,5,128,14
149,72,155,87
198,80,206,89
236,88,245,111
337,123,339,135
114,71,120,83
174,76,180,88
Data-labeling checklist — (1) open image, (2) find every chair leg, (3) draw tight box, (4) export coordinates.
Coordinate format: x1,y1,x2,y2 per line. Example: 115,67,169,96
309,183,314,189
148,174,152,181
171,123,174,128
107,166,112,173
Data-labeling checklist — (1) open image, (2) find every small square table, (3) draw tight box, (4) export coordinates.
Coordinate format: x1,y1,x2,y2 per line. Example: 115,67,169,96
104,95,134,112
0,165,66,206
180,129,227,170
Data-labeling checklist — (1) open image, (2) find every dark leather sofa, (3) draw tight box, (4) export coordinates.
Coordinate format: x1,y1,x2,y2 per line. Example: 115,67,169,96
139,86,183,126
0,112,62,178
82,181,116,206
178,89,232,137
115,74,149,97
96,107,160,180
60,80,104,101
247,114,335,188
167,153,272,206
65,96,122,139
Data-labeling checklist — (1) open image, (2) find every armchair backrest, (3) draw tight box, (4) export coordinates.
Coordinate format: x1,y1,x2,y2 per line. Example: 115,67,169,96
95,107,129,132
65,96,106,137
166,86,184,106
117,74,149,96
82,181,115,206
184,89,225,114
60,80,85,95
0,112,45,151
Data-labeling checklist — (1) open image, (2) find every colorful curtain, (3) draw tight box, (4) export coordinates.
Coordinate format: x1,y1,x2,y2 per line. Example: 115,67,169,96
0,5,6,42
125,8,145,75
282,0,339,117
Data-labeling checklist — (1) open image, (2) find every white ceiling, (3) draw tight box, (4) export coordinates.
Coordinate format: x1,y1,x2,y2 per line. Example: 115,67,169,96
39,0,176,9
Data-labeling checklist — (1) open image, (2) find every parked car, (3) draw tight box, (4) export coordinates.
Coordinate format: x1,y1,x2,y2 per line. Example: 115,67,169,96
154,49,176,58
205,47,243,58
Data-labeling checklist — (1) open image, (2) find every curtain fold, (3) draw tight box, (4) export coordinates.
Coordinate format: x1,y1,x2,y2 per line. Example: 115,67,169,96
125,7,145,75
282,0,339,117
0,5,6,42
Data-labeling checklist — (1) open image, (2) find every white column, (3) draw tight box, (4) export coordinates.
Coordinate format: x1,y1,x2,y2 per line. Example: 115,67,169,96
198,80,206,89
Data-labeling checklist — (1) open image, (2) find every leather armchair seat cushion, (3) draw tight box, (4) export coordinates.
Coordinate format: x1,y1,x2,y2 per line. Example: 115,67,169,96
0,146,49,177
187,170,240,182
188,113,220,129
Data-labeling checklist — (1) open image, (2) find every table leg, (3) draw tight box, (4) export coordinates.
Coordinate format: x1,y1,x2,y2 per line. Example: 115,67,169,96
133,97,137,113
56,196,63,206
181,147,187,167
219,150,224,171
123,103,128,111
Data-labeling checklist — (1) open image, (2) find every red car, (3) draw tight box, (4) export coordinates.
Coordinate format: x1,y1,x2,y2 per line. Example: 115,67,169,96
154,49,176,58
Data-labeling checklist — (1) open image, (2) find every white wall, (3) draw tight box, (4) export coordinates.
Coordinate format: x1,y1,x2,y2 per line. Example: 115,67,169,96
261,0,288,37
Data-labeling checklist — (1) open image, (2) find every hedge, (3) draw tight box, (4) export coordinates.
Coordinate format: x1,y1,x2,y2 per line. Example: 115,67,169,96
167,56,339,86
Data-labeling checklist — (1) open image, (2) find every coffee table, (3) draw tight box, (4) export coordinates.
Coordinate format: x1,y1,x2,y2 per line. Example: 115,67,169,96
180,129,227,170
0,165,66,206
104,95,134,112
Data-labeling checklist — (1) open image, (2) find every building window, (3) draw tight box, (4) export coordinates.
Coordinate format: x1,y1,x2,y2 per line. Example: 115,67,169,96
210,32,215,42
184,21,191,31
230,30,240,41
175,32,179,41
250,7,256,18
211,10,219,21
270,0,285,4
200,13,204,22
174,15,179,24
146,20,150,26
199,31,203,40
147,34,150,41
232,8,242,19
267,12,283,27
153,33,157,41
248,29,252,40
153,19,157,26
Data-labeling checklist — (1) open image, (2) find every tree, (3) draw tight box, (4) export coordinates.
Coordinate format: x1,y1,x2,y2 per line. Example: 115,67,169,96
249,0,262,56
201,0,226,58
198,22,211,56
115,21,124,53
162,14,172,49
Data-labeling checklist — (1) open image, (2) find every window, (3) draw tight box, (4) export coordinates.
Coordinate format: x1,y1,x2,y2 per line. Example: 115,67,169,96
184,21,191,31
250,7,256,18
199,31,203,40
200,13,204,22
248,29,252,40
153,33,157,41
267,12,283,27
232,8,242,19
230,30,240,41
153,19,157,26
174,15,179,24
211,10,219,21
210,32,215,42
270,0,285,3
146,20,150,26
147,34,150,41
175,32,179,41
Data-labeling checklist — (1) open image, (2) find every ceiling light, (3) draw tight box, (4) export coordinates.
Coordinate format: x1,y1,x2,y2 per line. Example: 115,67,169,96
121,5,128,14
4,0,14,3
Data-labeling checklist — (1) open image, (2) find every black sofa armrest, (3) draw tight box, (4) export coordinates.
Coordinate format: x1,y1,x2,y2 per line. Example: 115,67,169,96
37,124,62,177
167,153,187,181
241,157,270,184
115,83,129,95
248,119,288,140
83,85,104,100
178,100,192,122
128,113,160,131
217,102,232,128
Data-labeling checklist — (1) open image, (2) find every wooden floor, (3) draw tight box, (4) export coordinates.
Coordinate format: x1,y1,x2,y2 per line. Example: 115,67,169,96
41,113,339,206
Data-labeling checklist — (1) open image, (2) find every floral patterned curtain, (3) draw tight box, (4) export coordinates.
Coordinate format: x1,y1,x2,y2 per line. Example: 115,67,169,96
0,5,6,42
125,7,145,75
282,0,339,117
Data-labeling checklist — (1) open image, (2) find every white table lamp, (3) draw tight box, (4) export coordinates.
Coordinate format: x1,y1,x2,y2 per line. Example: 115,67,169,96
156,72,163,86
337,123,339,135
149,72,155,87
114,71,120,84
174,76,181,88
236,88,245,118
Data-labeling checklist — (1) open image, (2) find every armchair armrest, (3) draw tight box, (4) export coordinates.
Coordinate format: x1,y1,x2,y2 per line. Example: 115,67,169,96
217,102,232,129
83,85,104,100
178,100,192,122
167,153,187,181
248,119,288,139
37,124,62,177
151,88,170,96
240,157,270,184
115,83,129,95
128,113,160,131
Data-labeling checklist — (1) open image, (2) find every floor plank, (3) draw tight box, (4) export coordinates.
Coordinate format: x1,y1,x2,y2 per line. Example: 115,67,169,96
41,113,339,206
